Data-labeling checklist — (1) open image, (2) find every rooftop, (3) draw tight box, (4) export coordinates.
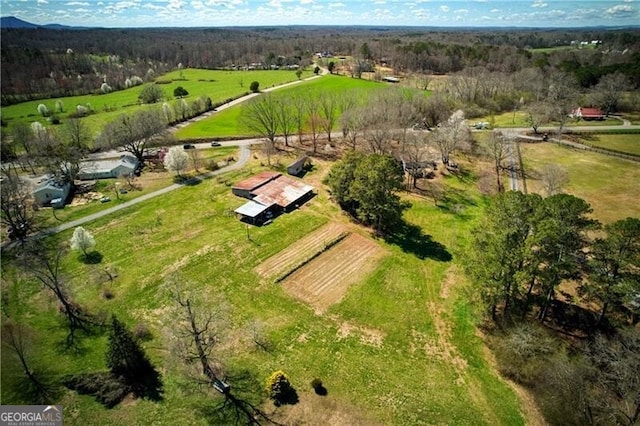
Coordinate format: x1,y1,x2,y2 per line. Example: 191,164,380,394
232,171,281,191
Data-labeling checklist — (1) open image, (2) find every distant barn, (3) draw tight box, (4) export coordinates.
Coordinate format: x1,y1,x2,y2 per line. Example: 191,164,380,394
571,107,605,121
232,172,314,225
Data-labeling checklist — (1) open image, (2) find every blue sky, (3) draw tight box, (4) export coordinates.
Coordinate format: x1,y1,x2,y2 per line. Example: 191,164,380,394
1,0,638,28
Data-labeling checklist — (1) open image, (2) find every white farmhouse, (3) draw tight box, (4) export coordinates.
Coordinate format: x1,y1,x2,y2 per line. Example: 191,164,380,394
78,155,139,180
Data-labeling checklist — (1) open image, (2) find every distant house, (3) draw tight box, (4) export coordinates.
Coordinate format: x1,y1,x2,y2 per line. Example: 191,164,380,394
287,156,309,176
78,155,139,180
571,107,605,120
232,171,314,225
383,76,400,83
32,177,71,207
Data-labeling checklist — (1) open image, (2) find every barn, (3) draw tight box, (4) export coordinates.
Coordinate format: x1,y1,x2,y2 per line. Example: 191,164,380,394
571,107,605,121
232,172,314,224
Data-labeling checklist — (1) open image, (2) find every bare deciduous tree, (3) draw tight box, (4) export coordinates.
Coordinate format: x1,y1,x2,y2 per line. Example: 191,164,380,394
240,94,279,165
1,164,37,243
21,242,93,345
486,131,510,193
539,163,569,196
432,109,472,166
98,109,167,164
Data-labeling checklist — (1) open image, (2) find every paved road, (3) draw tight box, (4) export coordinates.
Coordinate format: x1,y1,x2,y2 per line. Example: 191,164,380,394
39,143,251,237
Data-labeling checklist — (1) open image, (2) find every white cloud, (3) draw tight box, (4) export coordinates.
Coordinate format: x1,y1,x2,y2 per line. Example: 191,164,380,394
532,0,547,8
329,2,345,8
65,1,89,5
37,0,48,4
490,8,499,13
300,0,313,4
440,5,449,12
455,8,469,14
605,4,635,16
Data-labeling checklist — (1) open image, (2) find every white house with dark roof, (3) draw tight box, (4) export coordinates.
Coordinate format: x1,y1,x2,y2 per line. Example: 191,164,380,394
78,155,139,180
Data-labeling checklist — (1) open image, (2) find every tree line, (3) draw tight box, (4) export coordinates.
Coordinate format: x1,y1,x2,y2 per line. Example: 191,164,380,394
2,26,639,105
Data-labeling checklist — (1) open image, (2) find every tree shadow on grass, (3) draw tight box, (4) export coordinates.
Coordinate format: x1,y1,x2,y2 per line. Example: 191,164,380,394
64,367,163,408
384,222,452,262
80,251,103,264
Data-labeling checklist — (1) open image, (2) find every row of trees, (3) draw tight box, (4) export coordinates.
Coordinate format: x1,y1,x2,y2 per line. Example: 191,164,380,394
466,191,640,326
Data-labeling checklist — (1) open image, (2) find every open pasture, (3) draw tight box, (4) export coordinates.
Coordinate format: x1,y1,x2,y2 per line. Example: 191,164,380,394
1,68,309,139
175,74,393,140
579,133,640,155
281,233,386,314
1,155,525,425
520,142,640,223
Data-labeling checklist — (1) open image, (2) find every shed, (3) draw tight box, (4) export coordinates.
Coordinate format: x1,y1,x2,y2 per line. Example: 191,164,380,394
287,156,309,176
33,177,71,206
234,200,273,225
78,155,139,180
383,76,400,83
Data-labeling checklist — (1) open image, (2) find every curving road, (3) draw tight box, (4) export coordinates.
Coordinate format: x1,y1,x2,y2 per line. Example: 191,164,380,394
38,69,331,237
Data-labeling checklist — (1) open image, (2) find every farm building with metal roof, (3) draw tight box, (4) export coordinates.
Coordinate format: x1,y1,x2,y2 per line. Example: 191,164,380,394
232,172,314,224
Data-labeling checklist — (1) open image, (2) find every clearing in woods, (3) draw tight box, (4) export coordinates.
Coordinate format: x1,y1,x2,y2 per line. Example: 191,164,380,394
255,222,349,280
281,233,385,313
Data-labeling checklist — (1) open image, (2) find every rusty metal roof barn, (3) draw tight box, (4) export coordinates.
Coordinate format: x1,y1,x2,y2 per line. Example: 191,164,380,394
232,172,314,224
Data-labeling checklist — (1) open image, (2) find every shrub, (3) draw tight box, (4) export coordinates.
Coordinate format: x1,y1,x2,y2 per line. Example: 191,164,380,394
37,104,49,117
250,81,260,93
173,86,189,98
265,370,291,402
205,160,220,171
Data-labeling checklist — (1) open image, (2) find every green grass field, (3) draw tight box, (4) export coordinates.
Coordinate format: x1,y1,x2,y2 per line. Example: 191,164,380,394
520,142,640,224
175,74,390,140
1,68,311,139
474,111,623,129
580,134,640,155
1,155,525,425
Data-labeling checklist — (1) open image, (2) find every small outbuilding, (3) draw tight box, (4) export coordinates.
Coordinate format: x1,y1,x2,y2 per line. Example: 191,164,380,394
287,156,309,176
78,155,139,180
33,177,71,207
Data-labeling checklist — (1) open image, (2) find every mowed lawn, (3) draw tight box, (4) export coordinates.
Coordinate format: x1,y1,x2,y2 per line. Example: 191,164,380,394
581,133,640,156
1,68,311,139
175,74,395,140
1,160,524,425
520,142,640,223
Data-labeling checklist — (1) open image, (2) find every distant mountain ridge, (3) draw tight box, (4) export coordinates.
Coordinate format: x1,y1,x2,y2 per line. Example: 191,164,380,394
1,16,86,29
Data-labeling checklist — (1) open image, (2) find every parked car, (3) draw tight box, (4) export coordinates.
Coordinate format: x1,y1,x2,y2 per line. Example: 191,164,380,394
210,141,221,147
183,143,195,150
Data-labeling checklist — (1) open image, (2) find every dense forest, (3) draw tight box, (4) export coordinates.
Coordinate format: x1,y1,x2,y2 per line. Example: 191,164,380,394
2,26,640,105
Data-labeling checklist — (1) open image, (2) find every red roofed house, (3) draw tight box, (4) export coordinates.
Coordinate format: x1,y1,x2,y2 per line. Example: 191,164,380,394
571,107,605,121
232,172,314,225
